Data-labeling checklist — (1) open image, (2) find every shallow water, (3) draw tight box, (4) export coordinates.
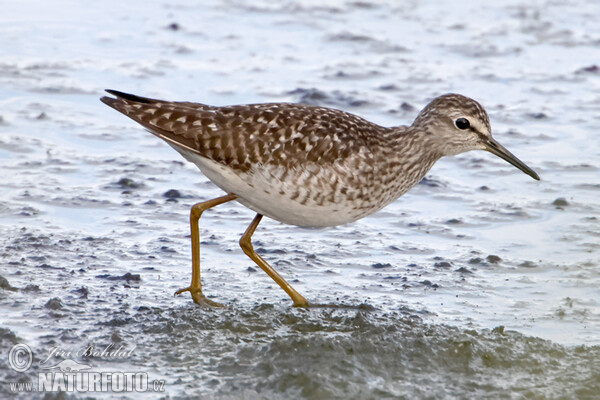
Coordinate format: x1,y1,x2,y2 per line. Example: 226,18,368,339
1,0,599,398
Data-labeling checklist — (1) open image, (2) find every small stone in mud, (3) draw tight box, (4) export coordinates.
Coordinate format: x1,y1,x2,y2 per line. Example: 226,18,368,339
247,266,257,272
116,178,142,189
519,261,537,268
455,267,473,274
0,327,20,344
0,275,18,291
446,218,462,225
288,87,329,105
421,280,439,288
97,273,141,281
120,273,141,282
45,297,63,310
22,284,41,292
400,102,415,111
357,303,376,311
378,84,400,91
19,206,40,217
468,257,483,265
434,261,452,269
419,177,443,187
347,98,368,107
575,65,599,74
37,263,58,269
492,325,505,335
527,112,547,119
383,275,403,280
163,189,182,198
167,22,181,31
111,332,123,342
371,262,392,269
486,255,502,264
74,287,89,299
552,197,569,207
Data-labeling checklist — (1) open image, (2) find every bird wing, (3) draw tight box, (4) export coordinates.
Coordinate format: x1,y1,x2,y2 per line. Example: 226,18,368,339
100,90,383,172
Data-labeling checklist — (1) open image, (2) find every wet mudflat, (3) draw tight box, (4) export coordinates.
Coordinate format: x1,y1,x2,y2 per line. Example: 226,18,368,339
1,0,599,398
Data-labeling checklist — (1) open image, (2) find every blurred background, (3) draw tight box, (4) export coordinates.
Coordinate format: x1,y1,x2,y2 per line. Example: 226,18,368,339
0,0,598,398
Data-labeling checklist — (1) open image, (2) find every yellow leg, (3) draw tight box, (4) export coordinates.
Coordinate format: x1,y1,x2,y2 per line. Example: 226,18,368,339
175,193,237,306
240,213,309,307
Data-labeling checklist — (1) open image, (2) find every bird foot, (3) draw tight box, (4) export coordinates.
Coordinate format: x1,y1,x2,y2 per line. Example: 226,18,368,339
174,286,224,307
292,299,310,308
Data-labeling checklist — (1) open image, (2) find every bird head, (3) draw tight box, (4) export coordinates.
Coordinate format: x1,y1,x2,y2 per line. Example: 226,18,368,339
413,94,540,180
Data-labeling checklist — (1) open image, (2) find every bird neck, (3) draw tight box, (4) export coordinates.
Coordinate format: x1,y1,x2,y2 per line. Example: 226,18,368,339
386,125,444,163
380,126,442,197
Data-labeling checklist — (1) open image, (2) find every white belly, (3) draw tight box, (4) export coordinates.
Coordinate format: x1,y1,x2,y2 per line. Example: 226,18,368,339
174,148,366,227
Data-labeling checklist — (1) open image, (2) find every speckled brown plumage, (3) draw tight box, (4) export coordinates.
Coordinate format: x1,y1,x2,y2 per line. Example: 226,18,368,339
101,90,538,228
102,91,385,170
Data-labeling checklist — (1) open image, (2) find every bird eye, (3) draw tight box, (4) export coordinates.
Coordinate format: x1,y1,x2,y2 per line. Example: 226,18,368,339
455,118,470,130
